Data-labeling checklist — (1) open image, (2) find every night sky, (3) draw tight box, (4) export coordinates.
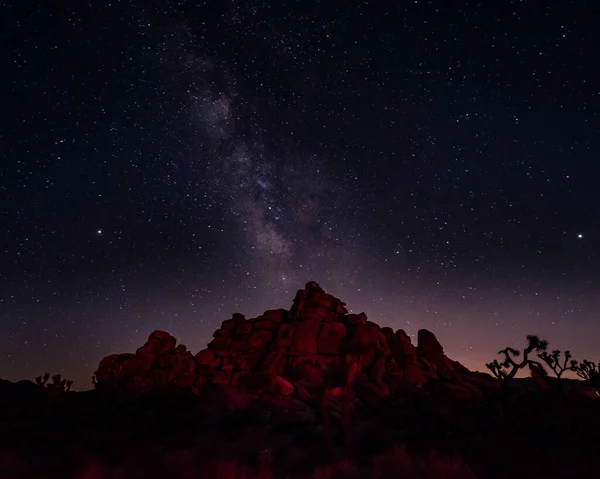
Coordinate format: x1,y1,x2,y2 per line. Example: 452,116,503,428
2,1,599,388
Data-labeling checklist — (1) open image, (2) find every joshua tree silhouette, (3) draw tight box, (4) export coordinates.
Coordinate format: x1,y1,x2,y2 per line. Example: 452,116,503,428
486,335,548,390
573,359,600,387
35,372,73,397
537,349,578,391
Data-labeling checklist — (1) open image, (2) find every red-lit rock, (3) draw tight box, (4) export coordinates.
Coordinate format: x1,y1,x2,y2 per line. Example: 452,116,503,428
380,327,394,341
394,330,417,360
248,330,274,349
417,329,444,361
276,323,296,349
370,357,386,385
213,329,230,338
220,319,236,331
207,338,229,351
347,313,367,325
318,322,346,355
290,320,321,355
94,281,480,403
262,309,287,323
195,349,220,368
254,319,279,331
136,330,176,356
417,329,461,374
234,321,253,338
262,349,287,376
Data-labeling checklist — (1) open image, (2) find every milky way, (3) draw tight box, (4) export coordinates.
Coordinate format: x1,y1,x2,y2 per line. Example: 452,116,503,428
2,1,599,387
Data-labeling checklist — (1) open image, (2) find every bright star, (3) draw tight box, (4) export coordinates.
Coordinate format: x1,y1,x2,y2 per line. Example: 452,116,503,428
97,229,103,235
577,234,583,239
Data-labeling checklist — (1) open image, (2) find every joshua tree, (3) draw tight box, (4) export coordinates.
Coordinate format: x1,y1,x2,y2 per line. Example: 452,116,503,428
573,359,600,387
35,372,73,395
537,349,578,391
35,372,51,387
486,335,549,390
528,360,549,390
486,359,510,390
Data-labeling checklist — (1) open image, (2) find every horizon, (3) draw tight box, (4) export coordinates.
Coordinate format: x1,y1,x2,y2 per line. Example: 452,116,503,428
2,279,590,389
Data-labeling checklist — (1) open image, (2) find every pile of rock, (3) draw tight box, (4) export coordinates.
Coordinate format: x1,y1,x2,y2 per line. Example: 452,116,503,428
94,281,487,402
94,330,196,395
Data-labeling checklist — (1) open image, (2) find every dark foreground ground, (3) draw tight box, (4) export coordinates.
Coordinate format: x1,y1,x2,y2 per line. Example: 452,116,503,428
1,380,599,479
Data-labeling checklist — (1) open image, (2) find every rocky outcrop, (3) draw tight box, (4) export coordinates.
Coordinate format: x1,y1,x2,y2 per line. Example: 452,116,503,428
417,329,471,379
94,281,482,402
94,331,196,395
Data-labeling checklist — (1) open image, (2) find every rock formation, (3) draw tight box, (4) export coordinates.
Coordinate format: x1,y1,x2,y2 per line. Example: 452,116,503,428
94,281,483,402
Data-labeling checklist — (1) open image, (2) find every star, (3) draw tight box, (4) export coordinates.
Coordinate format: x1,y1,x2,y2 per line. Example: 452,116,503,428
2,0,600,393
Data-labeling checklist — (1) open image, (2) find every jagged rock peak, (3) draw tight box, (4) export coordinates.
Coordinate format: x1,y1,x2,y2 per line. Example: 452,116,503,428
288,280,348,322
305,280,323,292
94,281,475,400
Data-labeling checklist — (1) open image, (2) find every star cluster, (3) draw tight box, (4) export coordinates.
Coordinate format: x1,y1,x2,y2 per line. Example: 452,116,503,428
1,1,599,387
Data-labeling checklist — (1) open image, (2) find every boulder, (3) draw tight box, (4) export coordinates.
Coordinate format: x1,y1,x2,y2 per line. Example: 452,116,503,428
220,319,236,331
370,357,386,385
276,323,297,349
346,322,386,362
213,329,230,338
262,309,287,322
380,327,394,341
275,376,295,395
195,349,220,368
347,313,367,325
298,308,338,322
230,352,262,371
95,354,132,382
227,340,247,353
403,364,428,388
254,319,278,331
207,338,229,351
303,293,336,309
290,320,322,355
240,371,274,391
211,371,233,385
135,330,176,356
121,354,155,377
248,330,274,349
417,329,458,373
238,372,294,396
417,329,445,362
262,349,287,375
333,299,348,314
354,380,386,407
305,281,323,292
234,322,253,338
153,348,196,383
395,329,417,361
318,322,346,354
